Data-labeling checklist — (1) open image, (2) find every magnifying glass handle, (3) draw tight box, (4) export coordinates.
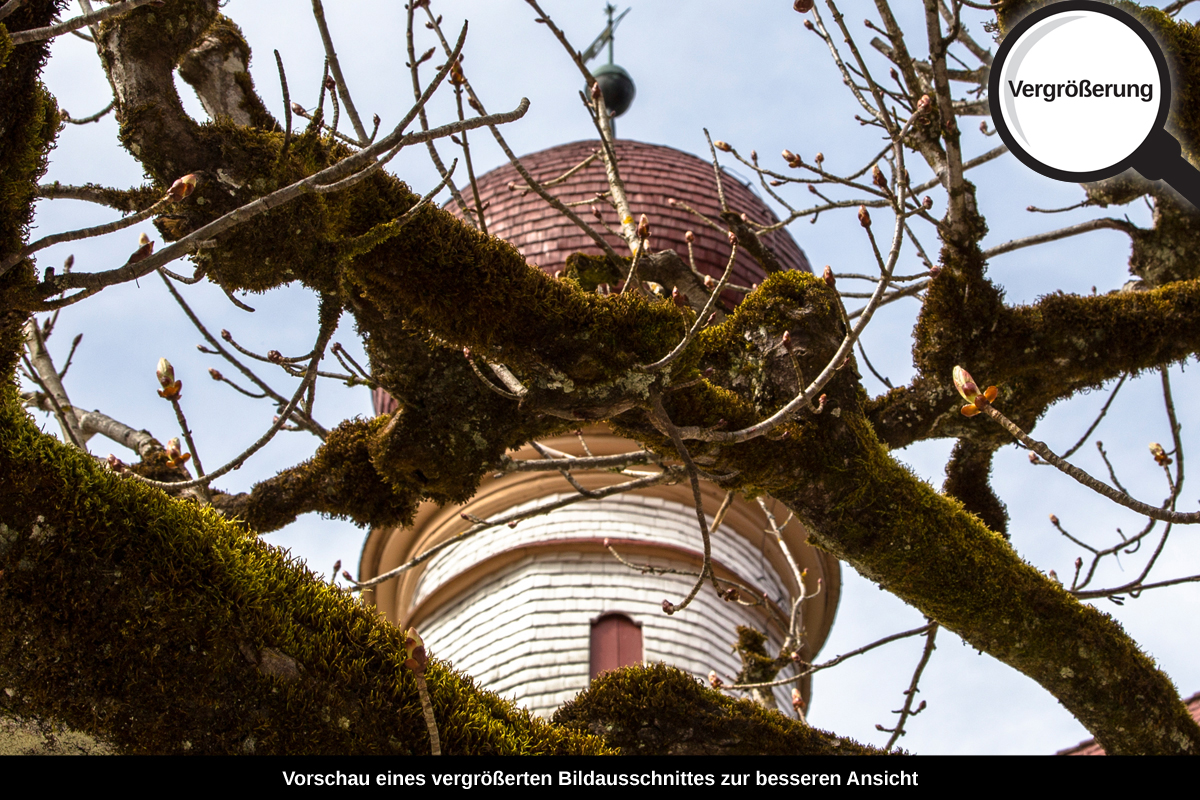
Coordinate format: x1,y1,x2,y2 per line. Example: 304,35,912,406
1131,129,1200,210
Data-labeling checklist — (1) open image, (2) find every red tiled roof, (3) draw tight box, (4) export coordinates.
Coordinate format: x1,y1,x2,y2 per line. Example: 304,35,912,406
374,139,810,417
457,139,810,285
1057,690,1200,755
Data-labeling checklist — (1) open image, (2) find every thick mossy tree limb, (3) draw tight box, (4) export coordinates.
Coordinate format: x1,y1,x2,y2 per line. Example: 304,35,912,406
553,663,884,756
869,277,1200,450
0,385,608,755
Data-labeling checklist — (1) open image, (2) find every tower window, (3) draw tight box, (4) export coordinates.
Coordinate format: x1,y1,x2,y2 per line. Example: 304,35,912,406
589,613,643,680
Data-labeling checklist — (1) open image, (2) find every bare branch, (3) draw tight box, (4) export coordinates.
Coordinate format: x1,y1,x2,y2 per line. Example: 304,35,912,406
978,401,1200,525
983,218,1137,260
22,319,85,448
9,0,160,46
881,622,938,750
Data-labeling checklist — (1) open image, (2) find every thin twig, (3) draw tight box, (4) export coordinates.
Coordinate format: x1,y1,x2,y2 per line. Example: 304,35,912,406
734,623,935,690
1060,373,1127,459
125,299,340,492
882,622,938,750
23,319,85,448
275,50,293,158
408,3,475,227
9,0,159,45
638,243,737,372
3,196,169,274
310,0,369,144
979,401,1200,524
983,218,1137,260
63,101,114,125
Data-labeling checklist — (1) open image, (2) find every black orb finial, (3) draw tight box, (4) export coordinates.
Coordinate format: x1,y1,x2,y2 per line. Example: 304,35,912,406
593,63,636,118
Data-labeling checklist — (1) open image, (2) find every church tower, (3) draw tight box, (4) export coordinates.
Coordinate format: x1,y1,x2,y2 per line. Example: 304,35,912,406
359,7,840,719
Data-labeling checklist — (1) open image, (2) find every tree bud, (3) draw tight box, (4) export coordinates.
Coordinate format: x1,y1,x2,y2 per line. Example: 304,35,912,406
793,0,814,11
156,358,182,400
167,174,198,202
661,599,675,615
324,75,336,91
823,265,836,288
917,94,931,113
591,82,601,100
709,670,723,688
792,688,806,714
727,230,738,246
922,196,933,210
267,350,284,364
129,232,154,264
714,140,731,152
685,230,695,244
872,164,887,190
857,205,871,228
804,19,815,30
1150,442,1172,466
208,368,223,381
1049,514,1059,525
637,213,650,240
814,152,825,166
290,102,305,115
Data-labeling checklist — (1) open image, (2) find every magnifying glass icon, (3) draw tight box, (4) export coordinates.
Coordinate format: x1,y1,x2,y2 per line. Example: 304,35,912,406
989,0,1200,208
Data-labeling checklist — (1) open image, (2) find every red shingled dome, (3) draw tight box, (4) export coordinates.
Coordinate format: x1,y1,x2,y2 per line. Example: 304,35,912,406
373,140,810,416
461,139,810,284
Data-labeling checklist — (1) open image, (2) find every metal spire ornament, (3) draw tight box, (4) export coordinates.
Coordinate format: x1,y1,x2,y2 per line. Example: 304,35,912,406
582,4,636,133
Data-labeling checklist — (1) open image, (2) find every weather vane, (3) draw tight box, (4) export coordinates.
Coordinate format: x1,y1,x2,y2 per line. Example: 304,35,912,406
582,4,636,130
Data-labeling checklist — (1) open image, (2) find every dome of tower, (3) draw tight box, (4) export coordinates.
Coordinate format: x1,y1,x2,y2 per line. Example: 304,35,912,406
373,139,811,418
464,138,810,285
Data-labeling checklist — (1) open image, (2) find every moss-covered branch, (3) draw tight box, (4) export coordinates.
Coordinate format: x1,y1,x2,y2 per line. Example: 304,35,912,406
0,384,607,754
553,663,884,756
870,277,1200,449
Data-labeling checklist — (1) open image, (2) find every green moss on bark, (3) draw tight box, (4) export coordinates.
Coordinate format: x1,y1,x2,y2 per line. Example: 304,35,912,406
0,383,608,754
553,663,884,755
